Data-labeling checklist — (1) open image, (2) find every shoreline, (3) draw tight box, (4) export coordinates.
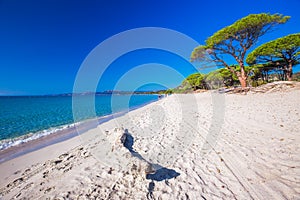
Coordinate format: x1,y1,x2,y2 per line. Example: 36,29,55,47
0,98,158,164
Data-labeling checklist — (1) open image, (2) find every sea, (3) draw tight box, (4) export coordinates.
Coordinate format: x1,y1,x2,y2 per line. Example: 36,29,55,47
0,94,158,150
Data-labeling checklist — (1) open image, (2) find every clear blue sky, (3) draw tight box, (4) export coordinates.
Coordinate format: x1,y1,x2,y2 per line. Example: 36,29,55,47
0,0,299,95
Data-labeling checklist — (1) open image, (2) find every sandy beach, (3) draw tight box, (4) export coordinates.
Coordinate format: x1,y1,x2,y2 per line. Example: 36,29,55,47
0,85,300,199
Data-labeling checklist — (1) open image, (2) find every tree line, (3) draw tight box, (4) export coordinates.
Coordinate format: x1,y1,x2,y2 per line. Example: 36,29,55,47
167,66,300,94
187,13,300,90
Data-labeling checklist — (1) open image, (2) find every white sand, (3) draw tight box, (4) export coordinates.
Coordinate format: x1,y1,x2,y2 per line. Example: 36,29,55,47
0,88,299,199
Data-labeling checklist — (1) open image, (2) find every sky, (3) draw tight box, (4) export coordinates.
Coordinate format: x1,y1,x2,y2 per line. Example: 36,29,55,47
0,0,299,95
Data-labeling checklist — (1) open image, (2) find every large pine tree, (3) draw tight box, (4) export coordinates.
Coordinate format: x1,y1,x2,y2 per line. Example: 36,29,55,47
191,13,290,87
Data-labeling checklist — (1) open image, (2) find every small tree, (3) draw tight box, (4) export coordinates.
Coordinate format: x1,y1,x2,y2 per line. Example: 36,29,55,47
191,13,290,87
204,68,238,89
182,73,205,90
246,33,300,81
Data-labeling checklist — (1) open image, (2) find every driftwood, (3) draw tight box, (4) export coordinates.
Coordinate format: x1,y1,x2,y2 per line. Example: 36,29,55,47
218,87,250,94
218,81,300,94
249,81,300,94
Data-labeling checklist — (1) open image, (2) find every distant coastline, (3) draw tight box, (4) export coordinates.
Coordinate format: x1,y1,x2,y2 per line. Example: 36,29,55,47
0,90,167,97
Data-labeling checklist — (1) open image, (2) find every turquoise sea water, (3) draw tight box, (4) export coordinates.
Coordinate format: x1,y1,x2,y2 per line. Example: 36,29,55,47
0,94,157,149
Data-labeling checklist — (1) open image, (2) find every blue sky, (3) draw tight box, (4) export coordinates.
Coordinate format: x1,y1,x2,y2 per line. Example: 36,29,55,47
0,0,299,95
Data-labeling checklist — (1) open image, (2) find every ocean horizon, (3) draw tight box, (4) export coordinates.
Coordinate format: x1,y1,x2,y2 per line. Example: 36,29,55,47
0,94,158,150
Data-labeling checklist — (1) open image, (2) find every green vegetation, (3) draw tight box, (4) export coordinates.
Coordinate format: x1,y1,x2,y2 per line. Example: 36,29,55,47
181,73,205,90
168,63,299,94
191,13,290,87
292,71,300,81
169,68,237,93
165,13,299,94
246,33,300,81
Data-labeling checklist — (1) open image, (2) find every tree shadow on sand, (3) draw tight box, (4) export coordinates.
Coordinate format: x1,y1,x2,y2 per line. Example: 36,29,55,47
121,129,144,161
145,167,180,181
121,129,180,199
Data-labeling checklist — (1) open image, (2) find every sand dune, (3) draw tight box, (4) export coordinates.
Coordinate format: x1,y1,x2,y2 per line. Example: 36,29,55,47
0,87,299,199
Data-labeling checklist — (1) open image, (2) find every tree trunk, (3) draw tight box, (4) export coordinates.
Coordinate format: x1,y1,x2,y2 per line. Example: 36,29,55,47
238,76,247,88
238,64,248,88
286,61,293,81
